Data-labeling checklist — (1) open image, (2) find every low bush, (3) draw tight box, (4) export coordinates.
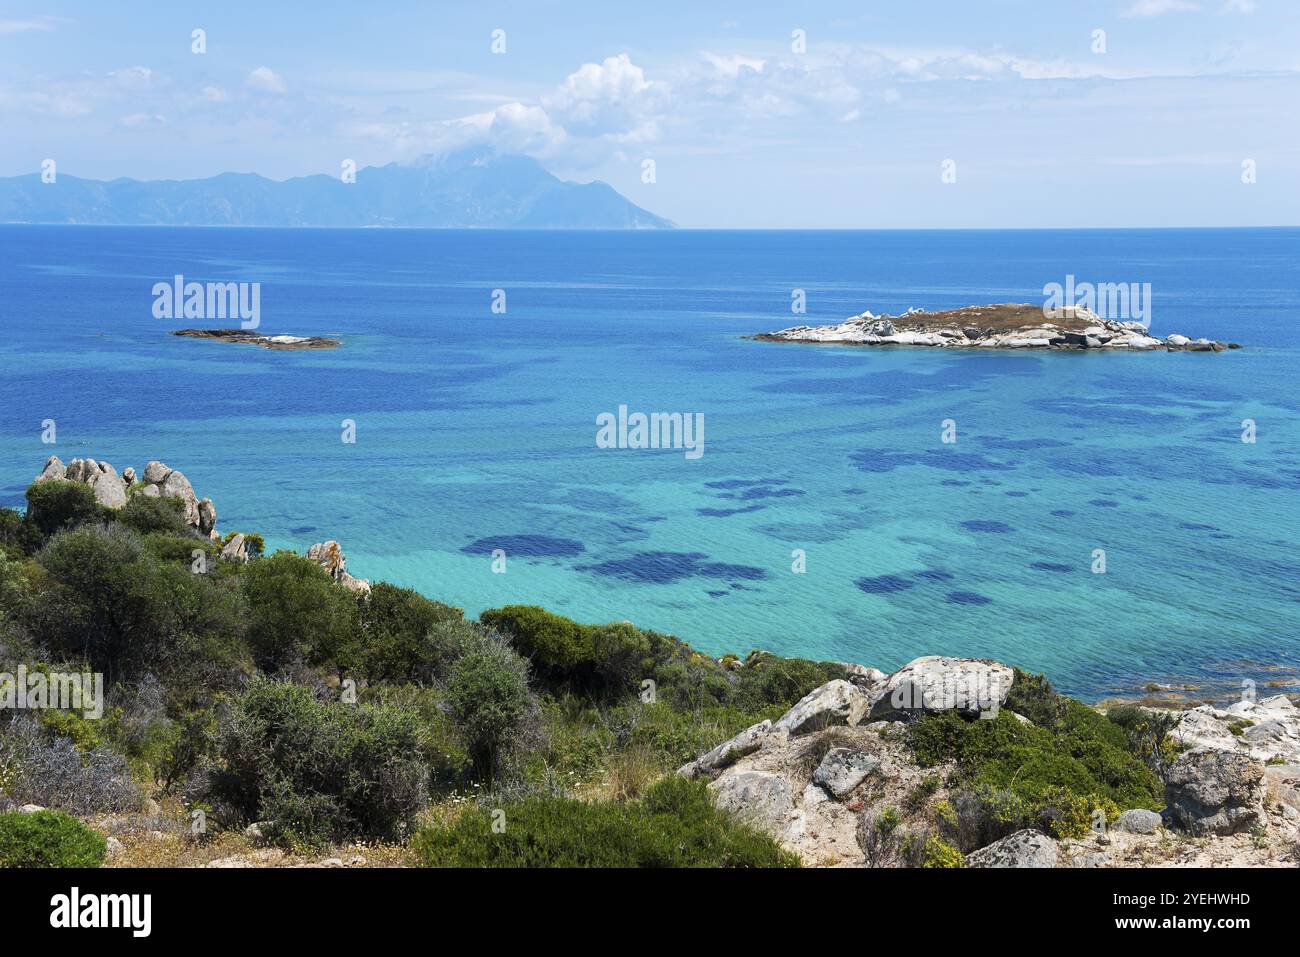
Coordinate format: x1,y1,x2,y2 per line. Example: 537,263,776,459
117,494,188,536
0,809,106,868
0,717,142,814
357,583,465,683
240,552,360,673
446,632,540,779
411,775,799,868
23,481,102,539
204,679,431,847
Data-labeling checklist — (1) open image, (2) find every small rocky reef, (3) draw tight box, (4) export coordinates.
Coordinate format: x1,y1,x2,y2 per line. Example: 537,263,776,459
753,303,1239,352
172,329,340,350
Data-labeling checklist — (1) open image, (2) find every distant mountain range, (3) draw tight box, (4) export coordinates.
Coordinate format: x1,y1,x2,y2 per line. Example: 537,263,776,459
0,148,674,228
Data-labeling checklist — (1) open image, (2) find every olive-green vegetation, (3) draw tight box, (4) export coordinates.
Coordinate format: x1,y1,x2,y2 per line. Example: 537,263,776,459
0,478,1179,866
0,810,106,867
907,670,1162,843
411,776,799,868
0,482,831,864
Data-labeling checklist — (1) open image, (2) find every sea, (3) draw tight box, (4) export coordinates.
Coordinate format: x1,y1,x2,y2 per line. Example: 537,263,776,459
1,225,1297,701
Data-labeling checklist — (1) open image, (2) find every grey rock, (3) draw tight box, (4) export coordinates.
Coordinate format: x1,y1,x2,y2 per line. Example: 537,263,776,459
679,720,771,780
198,498,217,535
142,460,172,484
773,679,870,737
1115,808,1163,835
220,533,249,564
105,836,125,857
812,747,879,799
122,466,136,484
709,771,793,834
161,470,200,525
967,829,1058,868
1072,851,1112,868
35,455,65,483
1165,748,1264,836
869,656,1014,720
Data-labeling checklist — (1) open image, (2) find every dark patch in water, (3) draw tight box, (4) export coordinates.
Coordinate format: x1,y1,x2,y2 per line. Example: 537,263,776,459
961,520,1014,534
705,478,789,490
1004,491,1029,497
697,504,767,517
946,590,993,605
290,526,316,535
1088,499,1119,508
1030,562,1073,573
855,574,915,594
721,486,806,501
462,535,585,557
1179,522,1218,532
850,448,1016,475
913,569,955,582
1050,509,1076,518
706,590,728,598
577,551,767,584
941,479,972,487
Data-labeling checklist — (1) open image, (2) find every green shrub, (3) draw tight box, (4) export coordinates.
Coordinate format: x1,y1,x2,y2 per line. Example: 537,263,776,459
920,834,965,868
446,635,537,779
480,605,592,675
732,652,847,711
23,481,103,539
205,679,431,847
412,776,798,868
357,583,465,682
118,494,188,536
240,552,360,673
0,810,106,867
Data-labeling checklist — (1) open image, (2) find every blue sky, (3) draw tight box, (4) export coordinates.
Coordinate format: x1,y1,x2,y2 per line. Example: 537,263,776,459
1,0,1297,227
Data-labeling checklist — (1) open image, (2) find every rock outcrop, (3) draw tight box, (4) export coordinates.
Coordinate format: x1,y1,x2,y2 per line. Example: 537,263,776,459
34,456,128,509
708,771,794,835
812,748,880,799
966,830,1059,868
753,303,1238,352
868,656,1013,720
1174,694,1300,766
679,720,771,780
773,679,871,736
306,540,371,593
1165,749,1265,836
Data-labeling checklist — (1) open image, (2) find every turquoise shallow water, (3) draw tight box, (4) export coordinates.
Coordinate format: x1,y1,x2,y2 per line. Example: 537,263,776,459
1,226,1298,700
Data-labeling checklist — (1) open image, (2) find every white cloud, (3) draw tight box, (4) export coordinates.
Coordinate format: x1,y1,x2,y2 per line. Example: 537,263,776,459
0,18,58,34
201,85,229,102
246,66,287,94
1122,0,1201,18
1221,0,1257,11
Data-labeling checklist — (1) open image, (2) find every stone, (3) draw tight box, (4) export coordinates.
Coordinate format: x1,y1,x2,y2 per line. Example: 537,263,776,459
142,460,172,484
161,470,200,525
773,680,870,736
839,663,887,691
122,467,136,484
679,720,771,780
18,804,45,814
812,748,879,799
198,498,217,535
868,656,1013,720
1115,808,1163,834
1165,749,1264,836
89,467,128,509
709,771,794,835
34,455,65,483
966,829,1058,868
220,533,250,563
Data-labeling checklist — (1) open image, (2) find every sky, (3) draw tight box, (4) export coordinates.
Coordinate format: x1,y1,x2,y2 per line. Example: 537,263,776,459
1,0,1298,228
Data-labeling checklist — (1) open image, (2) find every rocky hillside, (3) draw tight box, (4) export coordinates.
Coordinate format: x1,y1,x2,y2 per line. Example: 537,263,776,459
678,656,1300,867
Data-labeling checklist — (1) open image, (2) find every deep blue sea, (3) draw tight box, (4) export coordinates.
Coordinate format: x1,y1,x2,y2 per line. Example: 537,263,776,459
1,226,1297,701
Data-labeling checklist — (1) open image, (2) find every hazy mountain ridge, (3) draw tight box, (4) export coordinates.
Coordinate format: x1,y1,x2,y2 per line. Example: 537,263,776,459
0,149,674,228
